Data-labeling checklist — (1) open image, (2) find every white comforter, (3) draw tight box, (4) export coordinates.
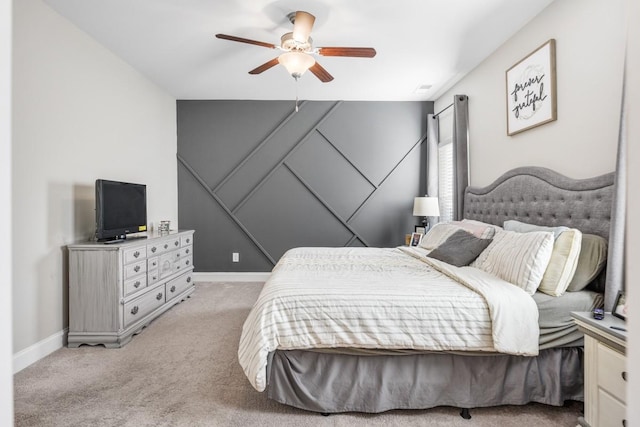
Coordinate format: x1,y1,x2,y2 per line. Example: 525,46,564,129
238,247,539,392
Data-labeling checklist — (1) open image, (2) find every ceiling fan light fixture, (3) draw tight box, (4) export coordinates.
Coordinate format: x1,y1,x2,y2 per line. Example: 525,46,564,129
278,51,315,79
291,11,315,43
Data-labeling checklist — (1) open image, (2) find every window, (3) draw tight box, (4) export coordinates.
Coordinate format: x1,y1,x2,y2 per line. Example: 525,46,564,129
438,141,453,223
437,109,454,223
428,95,469,224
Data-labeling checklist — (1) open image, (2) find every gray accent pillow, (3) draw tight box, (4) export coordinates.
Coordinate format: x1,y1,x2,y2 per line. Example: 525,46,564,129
566,234,608,292
427,229,493,267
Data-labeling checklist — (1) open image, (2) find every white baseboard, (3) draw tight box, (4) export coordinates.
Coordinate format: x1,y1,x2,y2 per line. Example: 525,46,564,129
13,328,67,374
193,272,270,283
12,273,270,373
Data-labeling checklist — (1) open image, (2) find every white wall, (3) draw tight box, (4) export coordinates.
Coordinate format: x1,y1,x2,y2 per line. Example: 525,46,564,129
12,0,178,358
435,0,625,186
625,0,639,422
1,0,13,422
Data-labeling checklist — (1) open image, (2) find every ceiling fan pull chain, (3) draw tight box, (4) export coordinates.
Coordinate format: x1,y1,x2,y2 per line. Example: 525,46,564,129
295,76,299,112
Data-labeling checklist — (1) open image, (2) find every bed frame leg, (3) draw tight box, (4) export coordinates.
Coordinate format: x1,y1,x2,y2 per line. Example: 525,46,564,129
460,408,472,419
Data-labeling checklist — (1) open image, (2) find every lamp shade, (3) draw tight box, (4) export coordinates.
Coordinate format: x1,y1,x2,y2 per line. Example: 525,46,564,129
413,197,440,217
292,11,315,43
278,52,315,78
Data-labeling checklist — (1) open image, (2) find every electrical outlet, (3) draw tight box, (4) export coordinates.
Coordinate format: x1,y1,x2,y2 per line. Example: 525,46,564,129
232,252,239,263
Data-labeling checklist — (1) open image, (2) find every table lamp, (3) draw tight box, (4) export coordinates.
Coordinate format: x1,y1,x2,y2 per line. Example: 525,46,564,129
413,196,440,230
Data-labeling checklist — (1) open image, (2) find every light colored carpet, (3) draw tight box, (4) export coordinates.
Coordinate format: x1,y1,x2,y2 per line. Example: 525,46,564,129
14,282,582,426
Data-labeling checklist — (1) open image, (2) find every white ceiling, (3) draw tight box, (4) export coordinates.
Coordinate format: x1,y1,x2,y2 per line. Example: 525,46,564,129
44,0,555,101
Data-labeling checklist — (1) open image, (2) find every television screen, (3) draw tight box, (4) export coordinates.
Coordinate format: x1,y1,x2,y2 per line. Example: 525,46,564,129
96,179,147,242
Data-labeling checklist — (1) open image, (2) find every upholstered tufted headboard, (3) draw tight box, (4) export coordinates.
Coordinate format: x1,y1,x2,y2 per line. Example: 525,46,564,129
463,167,615,240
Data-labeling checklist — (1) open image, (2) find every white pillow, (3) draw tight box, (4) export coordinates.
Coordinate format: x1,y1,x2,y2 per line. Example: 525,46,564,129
471,230,555,295
504,220,583,296
418,223,458,250
461,219,503,237
455,220,500,239
537,229,582,296
504,219,568,240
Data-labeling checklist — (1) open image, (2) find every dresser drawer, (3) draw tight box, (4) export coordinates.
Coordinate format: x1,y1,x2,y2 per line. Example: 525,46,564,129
124,260,147,280
176,246,192,259
597,342,627,403
180,234,193,247
174,256,192,274
148,267,159,284
598,389,626,427
124,275,147,297
147,238,180,256
168,238,181,250
123,246,147,265
123,286,165,328
147,242,163,256
165,272,193,302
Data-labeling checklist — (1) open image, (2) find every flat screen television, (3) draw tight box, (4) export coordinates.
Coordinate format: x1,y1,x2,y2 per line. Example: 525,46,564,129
95,179,147,242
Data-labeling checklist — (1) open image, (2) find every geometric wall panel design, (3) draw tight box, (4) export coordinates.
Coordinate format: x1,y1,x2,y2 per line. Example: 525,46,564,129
177,100,432,272
288,132,375,221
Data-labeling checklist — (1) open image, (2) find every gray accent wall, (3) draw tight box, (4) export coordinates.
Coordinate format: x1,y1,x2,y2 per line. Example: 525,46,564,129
177,100,432,272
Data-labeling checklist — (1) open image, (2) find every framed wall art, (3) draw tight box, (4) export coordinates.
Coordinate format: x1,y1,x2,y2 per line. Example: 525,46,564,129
506,39,557,136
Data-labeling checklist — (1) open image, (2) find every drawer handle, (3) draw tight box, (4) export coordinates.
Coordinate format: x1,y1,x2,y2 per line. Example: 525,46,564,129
134,281,141,288
186,238,190,243
152,261,157,266
152,275,157,281
623,420,626,427
187,277,191,283
186,249,190,254
176,265,181,270
133,251,140,258
134,265,141,273
151,246,157,253
131,306,139,315
176,253,181,257
156,293,163,301
622,371,627,381
175,241,179,246
186,260,190,265
164,244,169,249
170,285,176,293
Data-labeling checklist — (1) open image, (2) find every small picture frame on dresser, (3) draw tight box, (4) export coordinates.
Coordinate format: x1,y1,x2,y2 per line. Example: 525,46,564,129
410,232,423,247
612,291,627,320
414,226,426,235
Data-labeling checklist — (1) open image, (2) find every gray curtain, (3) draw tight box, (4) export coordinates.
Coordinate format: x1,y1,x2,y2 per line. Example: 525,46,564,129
426,113,439,198
604,60,627,312
452,95,470,220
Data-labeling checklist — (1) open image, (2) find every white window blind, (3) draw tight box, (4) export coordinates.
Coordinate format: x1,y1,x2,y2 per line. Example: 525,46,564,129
438,140,454,223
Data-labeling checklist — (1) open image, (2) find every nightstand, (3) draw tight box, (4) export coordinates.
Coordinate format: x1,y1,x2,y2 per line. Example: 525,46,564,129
572,312,627,427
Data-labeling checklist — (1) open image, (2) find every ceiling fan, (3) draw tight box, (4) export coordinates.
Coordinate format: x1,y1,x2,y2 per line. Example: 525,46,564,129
216,11,376,83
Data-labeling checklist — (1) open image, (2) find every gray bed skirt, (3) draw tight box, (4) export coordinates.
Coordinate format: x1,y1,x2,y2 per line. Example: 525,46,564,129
266,347,583,413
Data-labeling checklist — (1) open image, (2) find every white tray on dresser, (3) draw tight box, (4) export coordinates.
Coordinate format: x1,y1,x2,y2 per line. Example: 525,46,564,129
67,230,195,348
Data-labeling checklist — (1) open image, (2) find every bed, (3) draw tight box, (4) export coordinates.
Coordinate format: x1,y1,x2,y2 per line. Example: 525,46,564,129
238,166,614,415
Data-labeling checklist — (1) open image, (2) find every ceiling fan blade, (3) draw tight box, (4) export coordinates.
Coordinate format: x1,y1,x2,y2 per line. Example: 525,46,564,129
249,57,280,75
292,11,315,43
309,62,334,83
215,34,276,49
317,47,377,58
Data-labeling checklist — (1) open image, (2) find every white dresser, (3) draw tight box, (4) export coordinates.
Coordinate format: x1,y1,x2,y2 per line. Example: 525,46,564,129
572,312,627,427
68,230,195,348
